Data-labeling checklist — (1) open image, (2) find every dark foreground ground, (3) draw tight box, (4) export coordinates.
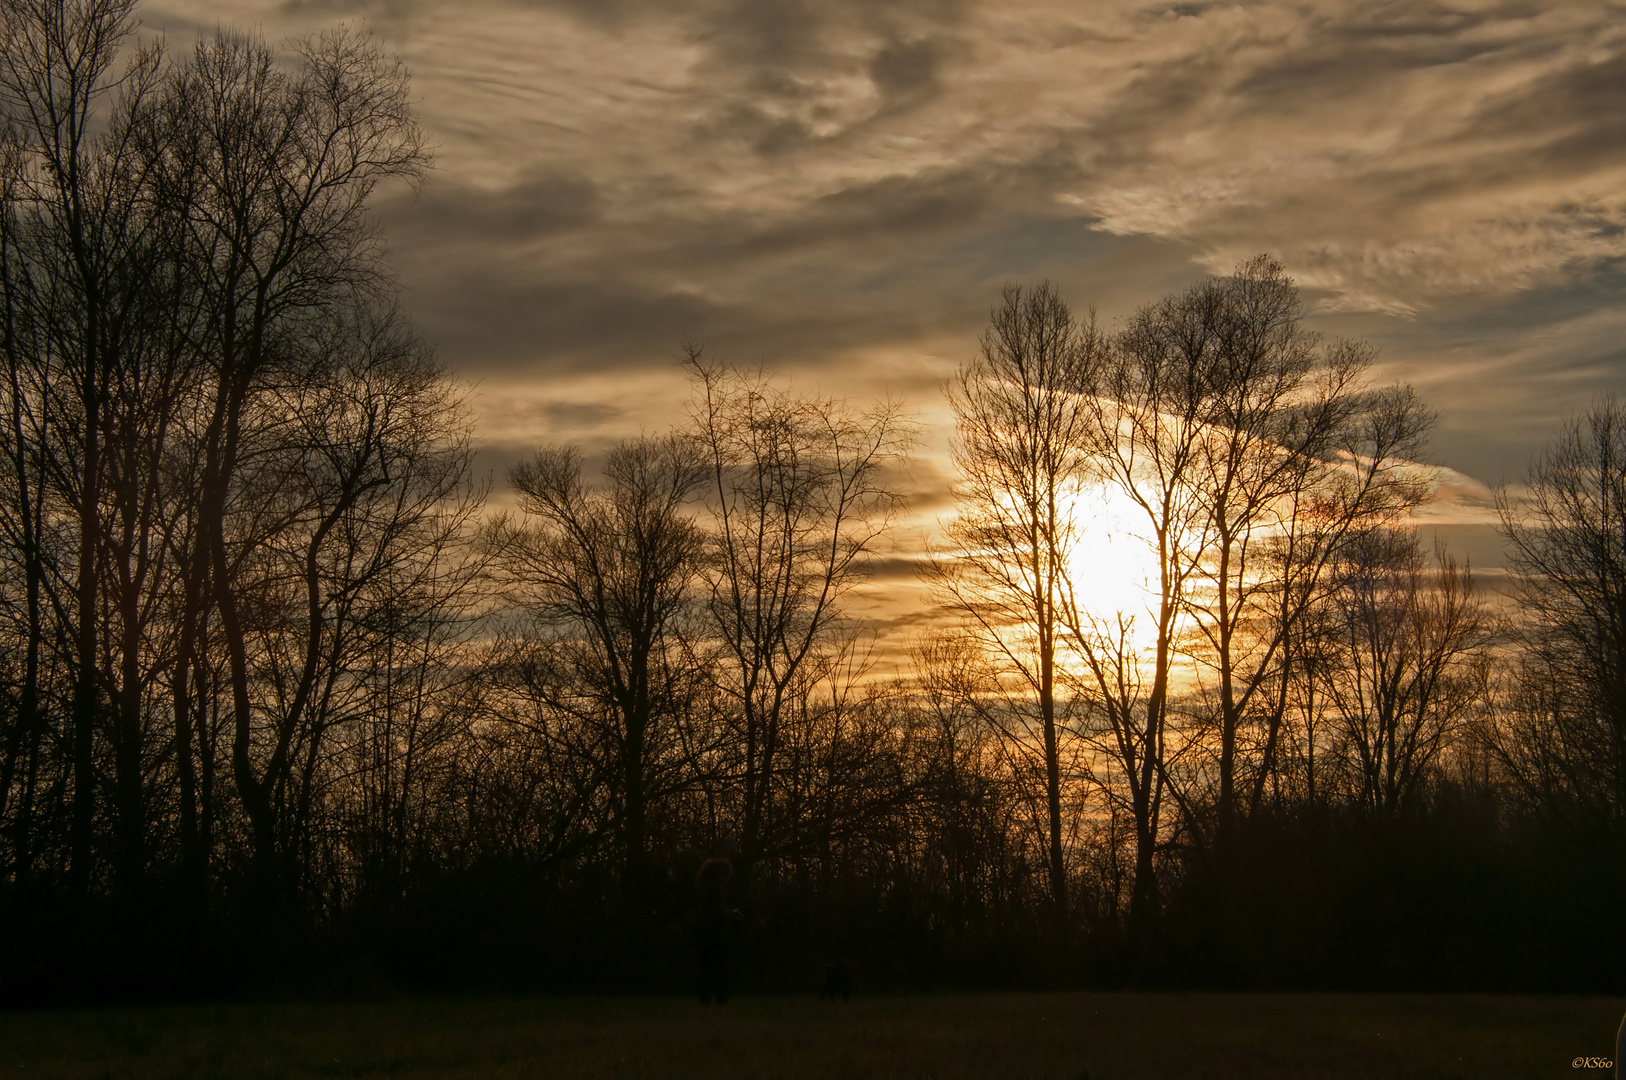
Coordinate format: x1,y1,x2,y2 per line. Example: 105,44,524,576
0,992,1618,1079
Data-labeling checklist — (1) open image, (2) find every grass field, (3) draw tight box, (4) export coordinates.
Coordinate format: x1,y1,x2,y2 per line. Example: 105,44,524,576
0,991,1618,1079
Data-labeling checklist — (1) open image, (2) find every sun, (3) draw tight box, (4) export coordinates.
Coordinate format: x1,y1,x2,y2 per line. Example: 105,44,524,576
1062,481,1164,650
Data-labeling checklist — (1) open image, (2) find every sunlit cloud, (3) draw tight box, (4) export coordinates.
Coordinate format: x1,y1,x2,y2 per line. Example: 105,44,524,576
144,0,1626,565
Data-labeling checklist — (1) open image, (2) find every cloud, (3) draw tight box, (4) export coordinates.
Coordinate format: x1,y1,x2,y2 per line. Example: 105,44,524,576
163,0,1626,318
401,170,601,242
1062,2,1626,310
1414,465,1500,527
869,35,946,101
404,271,725,372
146,0,1626,558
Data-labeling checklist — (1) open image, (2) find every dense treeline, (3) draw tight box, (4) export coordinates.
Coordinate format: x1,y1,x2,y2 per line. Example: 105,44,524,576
0,0,1620,1002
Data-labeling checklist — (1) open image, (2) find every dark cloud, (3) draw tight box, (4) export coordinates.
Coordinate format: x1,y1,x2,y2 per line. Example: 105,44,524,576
517,0,661,28
863,555,930,583
1423,524,1509,579
721,166,996,256
699,143,1084,270
1328,1,1536,41
1230,33,1507,104
1086,3,1530,181
542,401,622,428
381,166,1055,383
385,170,601,247
697,0,969,57
869,34,947,101
694,100,815,156
709,0,824,66
1470,44,1626,165
1420,258,1626,339
274,0,425,30
680,0,972,152
409,272,725,372
1312,259,1626,483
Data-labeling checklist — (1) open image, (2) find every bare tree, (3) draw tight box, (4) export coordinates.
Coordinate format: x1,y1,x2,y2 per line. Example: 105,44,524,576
903,632,1036,936
254,306,477,898
503,435,707,898
685,348,908,887
0,109,56,885
929,282,1102,929
1067,277,1220,944
1313,530,1492,817
0,0,173,892
1496,395,1626,828
156,27,428,892
1067,257,1430,942
1164,257,1431,843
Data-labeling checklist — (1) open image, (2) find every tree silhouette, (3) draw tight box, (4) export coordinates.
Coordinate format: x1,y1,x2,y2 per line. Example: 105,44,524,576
503,435,706,899
685,347,909,887
929,282,1103,933
1497,395,1626,829
1314,530,1492,817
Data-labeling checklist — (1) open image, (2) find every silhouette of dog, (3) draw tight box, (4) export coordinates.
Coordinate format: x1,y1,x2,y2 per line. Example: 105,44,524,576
819,960,851,1002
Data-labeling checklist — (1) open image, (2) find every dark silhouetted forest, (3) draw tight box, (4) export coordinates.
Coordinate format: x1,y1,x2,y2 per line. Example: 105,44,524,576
0,0,1621,1003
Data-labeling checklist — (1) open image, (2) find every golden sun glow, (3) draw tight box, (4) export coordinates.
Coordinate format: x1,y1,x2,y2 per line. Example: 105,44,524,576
1063,482,1164,650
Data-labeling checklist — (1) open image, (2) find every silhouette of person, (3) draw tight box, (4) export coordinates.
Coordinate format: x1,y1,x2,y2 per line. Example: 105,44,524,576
694,857,737,1004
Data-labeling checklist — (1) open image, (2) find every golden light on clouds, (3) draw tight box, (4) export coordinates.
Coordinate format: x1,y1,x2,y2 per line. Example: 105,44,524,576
137,0,1626,533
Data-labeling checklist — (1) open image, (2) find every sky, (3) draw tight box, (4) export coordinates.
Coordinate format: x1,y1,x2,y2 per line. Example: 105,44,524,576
144,0,1626,625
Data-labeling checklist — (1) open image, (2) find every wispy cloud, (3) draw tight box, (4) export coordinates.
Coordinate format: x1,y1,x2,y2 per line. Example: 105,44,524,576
146,0,1626,507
